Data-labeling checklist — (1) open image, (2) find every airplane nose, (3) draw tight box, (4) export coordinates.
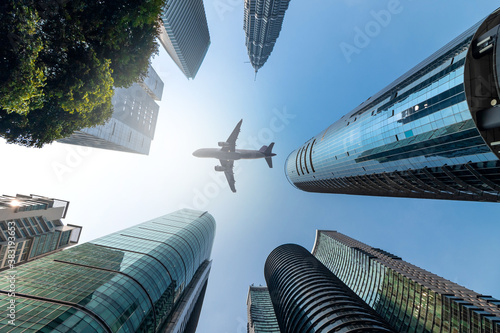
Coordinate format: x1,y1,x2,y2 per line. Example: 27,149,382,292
192,150,200,157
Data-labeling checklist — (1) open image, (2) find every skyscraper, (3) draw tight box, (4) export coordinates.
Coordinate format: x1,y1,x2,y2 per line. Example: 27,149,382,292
58,65,164,155
246,286,280,333
0,194,81,271
243,0,291,73
264,244,396,332
285,8,500,202
0,209,216,332
313,230,500,332
158,0,211,79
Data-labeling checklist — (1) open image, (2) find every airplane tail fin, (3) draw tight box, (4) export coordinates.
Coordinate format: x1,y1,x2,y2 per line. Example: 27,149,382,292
260,143,276,168
259,143,275,155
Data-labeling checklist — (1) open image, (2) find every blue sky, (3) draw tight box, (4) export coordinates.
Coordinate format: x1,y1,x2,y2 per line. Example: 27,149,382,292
1,1,500,332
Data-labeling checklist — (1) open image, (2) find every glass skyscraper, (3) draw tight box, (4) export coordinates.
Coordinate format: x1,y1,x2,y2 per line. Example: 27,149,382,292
0,209,215,332
0,194,81,271
263,244,396,332
58,65,164,155
313,230,500,333
246,286,280,333
158,0,211,79
286,8,500,202
244,0,291,74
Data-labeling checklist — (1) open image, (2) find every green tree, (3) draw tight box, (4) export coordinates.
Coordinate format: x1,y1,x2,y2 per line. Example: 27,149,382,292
0,98,113,148
0,0,165,147
72,0,165,87
0,4,45,114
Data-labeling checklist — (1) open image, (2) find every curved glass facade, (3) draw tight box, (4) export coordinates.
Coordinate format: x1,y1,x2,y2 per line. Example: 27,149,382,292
0,209,215,333
264,244,395,332
286,9,500,202
464,8,500,161
313,230,500,333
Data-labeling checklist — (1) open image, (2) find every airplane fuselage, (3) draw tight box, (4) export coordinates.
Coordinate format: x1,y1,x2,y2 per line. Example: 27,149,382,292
193,148,266,160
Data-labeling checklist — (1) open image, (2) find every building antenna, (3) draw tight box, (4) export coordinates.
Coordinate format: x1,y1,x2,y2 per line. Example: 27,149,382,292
254,69,258,82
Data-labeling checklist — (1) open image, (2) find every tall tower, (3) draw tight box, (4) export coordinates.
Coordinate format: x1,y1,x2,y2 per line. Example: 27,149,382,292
0,194,81,271
313,230,500,332
243,0,291,74
285,8,500,202
58,65,164,155
246,286,280,333
0,209,216,332
264,244,396,332
158,0,211,79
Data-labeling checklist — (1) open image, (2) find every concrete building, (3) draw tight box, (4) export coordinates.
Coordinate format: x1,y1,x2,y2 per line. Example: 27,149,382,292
0,194,81,271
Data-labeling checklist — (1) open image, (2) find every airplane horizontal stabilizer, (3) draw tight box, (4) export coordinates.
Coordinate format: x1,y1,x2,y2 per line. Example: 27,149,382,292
265,157,273,168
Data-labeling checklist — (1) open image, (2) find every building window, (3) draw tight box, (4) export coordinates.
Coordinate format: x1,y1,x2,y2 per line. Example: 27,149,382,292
309,140,316,172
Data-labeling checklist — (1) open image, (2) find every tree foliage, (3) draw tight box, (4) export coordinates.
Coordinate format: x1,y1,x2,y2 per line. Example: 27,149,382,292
0,4,45,115
0,0,165,147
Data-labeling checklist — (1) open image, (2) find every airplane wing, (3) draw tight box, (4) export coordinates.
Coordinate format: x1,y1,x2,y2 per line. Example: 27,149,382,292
221,119,243,153
219,159,236,193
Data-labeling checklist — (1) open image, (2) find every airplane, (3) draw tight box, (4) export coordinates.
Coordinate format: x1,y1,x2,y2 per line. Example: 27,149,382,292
192,119,276,193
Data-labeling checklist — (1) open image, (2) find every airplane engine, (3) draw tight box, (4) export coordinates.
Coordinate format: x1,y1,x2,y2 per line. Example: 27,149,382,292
218,141,230,147
214,166,226,172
